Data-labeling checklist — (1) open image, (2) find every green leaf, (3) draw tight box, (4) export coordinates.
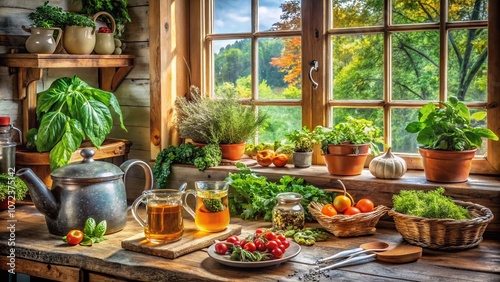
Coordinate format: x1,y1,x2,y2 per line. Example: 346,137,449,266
36,77,71,118
418,102,436,122
470,111,487,121
35,111,67,152
84,218,96,236
90,89,127,132
469,128,499,141
94,220,107,237
79,237,93,246
77,99,112,147
49,120,85,171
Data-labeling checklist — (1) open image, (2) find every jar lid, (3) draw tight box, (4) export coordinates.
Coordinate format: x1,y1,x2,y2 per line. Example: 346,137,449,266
0,117,10,126
276,192,303,203
51,148,123,181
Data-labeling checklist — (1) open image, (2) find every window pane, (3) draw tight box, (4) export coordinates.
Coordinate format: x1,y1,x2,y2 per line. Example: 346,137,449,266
392,31,440,101
260,0,301,31
470,109,488,156
392,0,439,24
259,37,301,100
330,108,383,130
332,0,383,28
213,39,251,98
259,106,302,142
214,0,251,33
448,29,487,102
392,108,419,153
332,34,383,100
449,0,487,22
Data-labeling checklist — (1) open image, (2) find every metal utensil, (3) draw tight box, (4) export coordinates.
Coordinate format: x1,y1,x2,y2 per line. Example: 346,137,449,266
316,241,392,264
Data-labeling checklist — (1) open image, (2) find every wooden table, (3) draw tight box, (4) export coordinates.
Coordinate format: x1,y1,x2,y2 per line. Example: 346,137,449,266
1,205,499,281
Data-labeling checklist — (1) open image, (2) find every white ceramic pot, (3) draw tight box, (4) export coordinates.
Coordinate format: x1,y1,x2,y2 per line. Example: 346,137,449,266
25,27,62,54
63,26,96,55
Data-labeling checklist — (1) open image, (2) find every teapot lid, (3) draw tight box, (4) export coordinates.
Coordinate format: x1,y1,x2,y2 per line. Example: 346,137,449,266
51,148,124,180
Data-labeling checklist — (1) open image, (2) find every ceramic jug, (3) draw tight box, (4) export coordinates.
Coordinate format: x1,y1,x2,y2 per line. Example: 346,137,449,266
24,27,62,54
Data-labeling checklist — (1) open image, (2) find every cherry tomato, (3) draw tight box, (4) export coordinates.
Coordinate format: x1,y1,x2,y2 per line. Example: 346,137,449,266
281,239,290,249
333,195,352,212
321,203,338,216
278,244,286,252
264,232,277,241
266,240,278,252
226,235,240,245
239,239,247,248
255,239,267,252
344,206,361,215
66,229,84,245
243,242,257,252
276,234,287,243
215,242,229,255
271,247,284,259
356,198,375,213
255,228,265,235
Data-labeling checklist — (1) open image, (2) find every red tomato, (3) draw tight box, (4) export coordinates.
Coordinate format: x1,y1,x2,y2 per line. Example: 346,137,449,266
243,242,257,252
226,235,240,245
255,228,265,235
215,242,229,255
333,195,352,212
256,240,267,252
271,247,284,259
278,244,286,252
264,232,277,241
321,203,338,216
66,229,84,245
281,239,290,249
239,239,247,248
276,234,287,243
356,198,375,213
266,240,278,252
344,206,361,215
272,154,289,167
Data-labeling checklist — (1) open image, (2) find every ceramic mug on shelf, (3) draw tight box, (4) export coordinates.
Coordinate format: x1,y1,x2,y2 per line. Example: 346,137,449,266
183,181,231,232
131,184,187,244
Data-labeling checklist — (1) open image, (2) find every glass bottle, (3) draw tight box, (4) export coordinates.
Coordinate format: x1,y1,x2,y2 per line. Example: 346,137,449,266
272,192,305,230
0,117,22,174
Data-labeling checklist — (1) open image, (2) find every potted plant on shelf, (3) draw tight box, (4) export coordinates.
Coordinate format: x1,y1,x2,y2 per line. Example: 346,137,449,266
62,11,97,54
175,86,268,160
314,116,383,175
285,126,320,168
0,173,29,210
23,1,65,54
405,96,498,183
24,75,127,172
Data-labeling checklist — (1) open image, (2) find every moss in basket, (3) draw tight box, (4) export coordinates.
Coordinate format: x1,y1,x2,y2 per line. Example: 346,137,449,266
392,187,470,220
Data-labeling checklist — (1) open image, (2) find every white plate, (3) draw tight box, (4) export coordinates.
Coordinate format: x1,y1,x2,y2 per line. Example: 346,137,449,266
207,241,301,268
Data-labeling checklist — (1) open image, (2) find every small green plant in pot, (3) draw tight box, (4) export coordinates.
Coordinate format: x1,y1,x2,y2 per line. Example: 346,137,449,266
0,173,29,209
175,86,268,160
63,12,97,54
286,126,320,168
314,117,383,175
405,96,498,182
26,75,127,171
23,1,66,54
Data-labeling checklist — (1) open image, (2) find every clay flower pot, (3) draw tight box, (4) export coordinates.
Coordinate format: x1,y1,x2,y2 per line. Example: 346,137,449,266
219,142,246,160
292,151,313,168
418,147,477,183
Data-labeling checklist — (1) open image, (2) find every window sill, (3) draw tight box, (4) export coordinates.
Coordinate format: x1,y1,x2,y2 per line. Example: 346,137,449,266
169,163,500,235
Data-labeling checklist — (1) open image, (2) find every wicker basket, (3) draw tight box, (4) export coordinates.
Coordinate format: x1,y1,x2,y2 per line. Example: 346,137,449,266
388,200,494,250
308,202,390,237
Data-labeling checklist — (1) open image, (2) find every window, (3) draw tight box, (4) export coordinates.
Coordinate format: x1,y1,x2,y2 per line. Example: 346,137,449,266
189,0,499,174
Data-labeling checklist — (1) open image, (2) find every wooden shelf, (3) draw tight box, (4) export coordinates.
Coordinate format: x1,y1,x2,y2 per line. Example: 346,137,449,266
0,53,135,140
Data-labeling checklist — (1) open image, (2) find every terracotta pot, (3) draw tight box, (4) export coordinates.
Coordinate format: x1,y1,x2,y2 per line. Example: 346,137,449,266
418,147,477,183
0,198,13,210
323,153,368,176
327,143,370,155
219,142,246,160
292,151,313,168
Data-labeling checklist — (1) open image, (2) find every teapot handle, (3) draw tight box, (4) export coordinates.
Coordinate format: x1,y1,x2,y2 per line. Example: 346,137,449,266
120,159,153,192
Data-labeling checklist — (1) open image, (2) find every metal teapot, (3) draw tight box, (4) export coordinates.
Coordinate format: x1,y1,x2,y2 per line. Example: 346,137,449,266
16,148,153,236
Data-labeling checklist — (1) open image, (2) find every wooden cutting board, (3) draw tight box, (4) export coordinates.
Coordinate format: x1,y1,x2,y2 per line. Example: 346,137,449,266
121,220,242,259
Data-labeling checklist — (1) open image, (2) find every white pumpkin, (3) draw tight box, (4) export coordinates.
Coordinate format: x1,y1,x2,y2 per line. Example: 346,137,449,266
369,147,407,179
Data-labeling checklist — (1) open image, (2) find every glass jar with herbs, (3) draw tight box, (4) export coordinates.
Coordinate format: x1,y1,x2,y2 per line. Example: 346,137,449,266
272,192,305,230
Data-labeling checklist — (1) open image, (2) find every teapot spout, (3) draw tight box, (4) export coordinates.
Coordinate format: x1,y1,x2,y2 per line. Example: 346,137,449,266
16,168,59,219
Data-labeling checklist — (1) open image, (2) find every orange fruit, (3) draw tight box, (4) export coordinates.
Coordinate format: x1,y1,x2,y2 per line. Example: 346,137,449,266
272,153,289,167
333,195,352,212
321,204,338,217
355,198,374,213
344,206,361,215
256,150,274,167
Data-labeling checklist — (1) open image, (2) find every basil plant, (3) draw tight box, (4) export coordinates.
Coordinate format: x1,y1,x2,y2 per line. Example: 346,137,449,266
26,75,127,170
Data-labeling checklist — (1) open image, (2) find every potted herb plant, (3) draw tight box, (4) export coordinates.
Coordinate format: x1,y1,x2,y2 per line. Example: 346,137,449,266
405,96,498,182
314,116,383,175
0,173,29,210
25,75,127,171
23,1,65,54
63,11,97,54
285,126,320,168
175,86,268,160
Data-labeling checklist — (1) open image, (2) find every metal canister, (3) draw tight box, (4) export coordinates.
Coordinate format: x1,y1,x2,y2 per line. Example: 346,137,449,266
0,117,22,174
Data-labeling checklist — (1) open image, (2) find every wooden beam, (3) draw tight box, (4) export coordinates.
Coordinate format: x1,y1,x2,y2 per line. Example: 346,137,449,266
488,0,500,172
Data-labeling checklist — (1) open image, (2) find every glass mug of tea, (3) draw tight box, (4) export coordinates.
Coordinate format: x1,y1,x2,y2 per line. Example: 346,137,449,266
131,187,186,244
183,181,230,232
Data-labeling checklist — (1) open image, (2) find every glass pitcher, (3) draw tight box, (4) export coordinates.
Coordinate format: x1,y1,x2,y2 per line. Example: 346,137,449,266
183,181,230,232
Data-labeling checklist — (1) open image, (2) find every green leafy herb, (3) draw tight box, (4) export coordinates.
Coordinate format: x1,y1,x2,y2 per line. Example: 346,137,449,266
202,198,226,212
83,218,96,235
226,163,333,221
0,173,29,201
64,12,96,28
26,75,126,171
154,143,222,188
81,218,107,246
229,246,273,262
284,227,329,246
405,96,499,151
392,187,470,220
28,1,66,28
